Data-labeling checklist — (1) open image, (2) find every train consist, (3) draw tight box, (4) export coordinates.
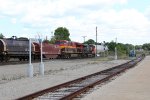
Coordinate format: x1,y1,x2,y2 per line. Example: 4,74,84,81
0,36,95,62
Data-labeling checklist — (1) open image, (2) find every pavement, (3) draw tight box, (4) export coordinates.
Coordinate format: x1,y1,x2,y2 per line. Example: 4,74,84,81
81,56,150,100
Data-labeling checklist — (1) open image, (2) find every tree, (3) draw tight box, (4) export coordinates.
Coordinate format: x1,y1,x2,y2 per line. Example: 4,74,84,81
106,41,130,56
142,43,150,50
0,33,4,39
49,36,56,44
84,39,95,44
107,41,116,51
54,27,71,41
135,45,142,50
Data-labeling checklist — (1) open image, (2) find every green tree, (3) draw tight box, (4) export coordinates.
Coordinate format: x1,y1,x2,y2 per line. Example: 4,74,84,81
135,45,142,50
107,41,116,51
49,36,56,44
54,27,71,41
0,33,4,39
142,43,150,50
106,41,131,56
84,39,95,44
116,43,128,55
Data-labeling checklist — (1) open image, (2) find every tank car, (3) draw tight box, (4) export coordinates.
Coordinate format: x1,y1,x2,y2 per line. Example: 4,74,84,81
0,36,39,62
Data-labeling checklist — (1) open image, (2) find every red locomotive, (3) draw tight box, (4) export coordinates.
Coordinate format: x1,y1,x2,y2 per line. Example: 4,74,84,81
55,40,95,58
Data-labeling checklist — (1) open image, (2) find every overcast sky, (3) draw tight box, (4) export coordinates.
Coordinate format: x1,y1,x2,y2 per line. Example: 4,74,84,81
0,0,150,45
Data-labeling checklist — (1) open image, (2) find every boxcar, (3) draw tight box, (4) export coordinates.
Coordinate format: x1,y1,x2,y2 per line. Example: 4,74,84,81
42,42,61,59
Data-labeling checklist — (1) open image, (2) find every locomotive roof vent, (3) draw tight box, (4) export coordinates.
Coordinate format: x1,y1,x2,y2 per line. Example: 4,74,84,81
7,36,17,40
18,37,29,41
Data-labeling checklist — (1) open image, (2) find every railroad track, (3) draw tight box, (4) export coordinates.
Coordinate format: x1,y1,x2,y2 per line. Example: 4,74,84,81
0,57,94,66
17,55,145,100
0,60,42,66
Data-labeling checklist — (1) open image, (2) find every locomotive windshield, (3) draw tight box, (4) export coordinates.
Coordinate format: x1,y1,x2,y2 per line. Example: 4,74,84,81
55,41,67,45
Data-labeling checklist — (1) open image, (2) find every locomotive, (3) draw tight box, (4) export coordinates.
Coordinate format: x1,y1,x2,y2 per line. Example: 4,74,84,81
55,40,95,58
0,36,95,62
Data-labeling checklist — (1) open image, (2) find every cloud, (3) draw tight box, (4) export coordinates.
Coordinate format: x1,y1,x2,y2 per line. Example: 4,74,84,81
0,0,149,45
11,18,17,24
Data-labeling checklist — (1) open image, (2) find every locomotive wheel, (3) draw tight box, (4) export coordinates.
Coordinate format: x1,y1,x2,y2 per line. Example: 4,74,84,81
0,56,4,62
19,58,22,61
23,58,26,61
68,54,71,59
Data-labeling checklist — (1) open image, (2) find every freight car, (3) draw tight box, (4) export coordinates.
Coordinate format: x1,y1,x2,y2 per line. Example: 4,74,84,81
0,36,35,61
0,36,60,62
42,42,61,59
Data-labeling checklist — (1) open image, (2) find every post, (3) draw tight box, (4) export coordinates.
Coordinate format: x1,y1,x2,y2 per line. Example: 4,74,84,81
82,36,87,43
133,45,136,57
115,37,117,60
39,39,44,76
95,26,97,57
27,38,33,77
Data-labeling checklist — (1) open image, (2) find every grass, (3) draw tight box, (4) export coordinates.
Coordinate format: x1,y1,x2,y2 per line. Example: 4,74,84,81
1,74,25,81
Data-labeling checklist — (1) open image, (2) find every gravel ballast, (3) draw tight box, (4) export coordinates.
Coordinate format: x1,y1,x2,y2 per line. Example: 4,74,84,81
0,58,128,99
81,56,150,100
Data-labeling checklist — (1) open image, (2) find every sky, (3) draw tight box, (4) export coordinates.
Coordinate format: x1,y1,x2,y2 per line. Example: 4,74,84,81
0,0,150,45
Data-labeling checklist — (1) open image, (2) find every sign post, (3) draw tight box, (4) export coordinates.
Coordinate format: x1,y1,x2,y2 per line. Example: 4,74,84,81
27,38,33,77
39,39,44,76
115,37,117,60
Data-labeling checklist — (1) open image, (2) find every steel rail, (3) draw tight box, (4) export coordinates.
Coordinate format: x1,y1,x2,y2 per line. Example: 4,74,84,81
17,55,145,100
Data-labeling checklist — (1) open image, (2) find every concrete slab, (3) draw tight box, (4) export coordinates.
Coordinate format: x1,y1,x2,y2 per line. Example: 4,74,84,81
82,56,150,100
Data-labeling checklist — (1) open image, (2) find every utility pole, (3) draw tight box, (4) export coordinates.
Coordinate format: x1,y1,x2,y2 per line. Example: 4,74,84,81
82,36,87,43
133,45,136,57
115,37,117,60
51,31,53,38
95,26,97,57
